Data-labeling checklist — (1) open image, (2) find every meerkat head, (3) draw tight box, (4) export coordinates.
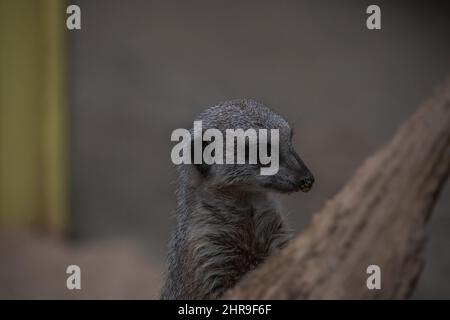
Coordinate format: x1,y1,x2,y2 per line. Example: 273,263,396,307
184,99,314,194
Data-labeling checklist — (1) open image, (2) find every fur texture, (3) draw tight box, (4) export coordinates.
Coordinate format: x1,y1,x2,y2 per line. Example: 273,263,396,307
161,99,314,299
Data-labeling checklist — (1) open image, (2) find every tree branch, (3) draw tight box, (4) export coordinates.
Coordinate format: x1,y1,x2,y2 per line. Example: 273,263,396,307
225,78,450,299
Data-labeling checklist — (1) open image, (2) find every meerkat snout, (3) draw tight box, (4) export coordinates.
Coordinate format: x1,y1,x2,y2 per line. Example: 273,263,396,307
258,133,314,194
288,148,315,192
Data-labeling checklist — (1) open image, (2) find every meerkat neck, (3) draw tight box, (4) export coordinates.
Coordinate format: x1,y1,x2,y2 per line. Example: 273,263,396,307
169,183,289,299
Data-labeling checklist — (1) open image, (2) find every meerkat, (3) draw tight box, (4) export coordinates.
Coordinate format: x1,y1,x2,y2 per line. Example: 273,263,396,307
161,99,314,300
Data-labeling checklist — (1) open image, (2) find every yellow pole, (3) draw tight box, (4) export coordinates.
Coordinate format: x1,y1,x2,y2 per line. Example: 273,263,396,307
0,0,68,235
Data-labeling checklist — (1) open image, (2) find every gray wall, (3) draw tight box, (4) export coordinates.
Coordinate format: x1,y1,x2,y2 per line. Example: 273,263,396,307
70,0,450,298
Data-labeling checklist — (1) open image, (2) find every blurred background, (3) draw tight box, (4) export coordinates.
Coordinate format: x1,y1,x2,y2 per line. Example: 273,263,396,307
0,0,449,299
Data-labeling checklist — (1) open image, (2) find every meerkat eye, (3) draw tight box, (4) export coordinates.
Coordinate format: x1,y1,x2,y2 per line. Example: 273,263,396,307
244,141,250,163
266,143,272,157
244,140,258,164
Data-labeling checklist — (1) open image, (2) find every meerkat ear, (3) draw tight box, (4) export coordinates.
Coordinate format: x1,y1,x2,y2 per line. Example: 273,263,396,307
190,139,210,177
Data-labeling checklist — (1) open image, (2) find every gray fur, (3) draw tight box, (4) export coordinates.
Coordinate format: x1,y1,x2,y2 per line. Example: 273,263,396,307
161,99,314,300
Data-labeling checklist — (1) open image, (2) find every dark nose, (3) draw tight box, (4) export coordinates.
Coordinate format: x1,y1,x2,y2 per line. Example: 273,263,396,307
290,150,314,192
299,173,314,192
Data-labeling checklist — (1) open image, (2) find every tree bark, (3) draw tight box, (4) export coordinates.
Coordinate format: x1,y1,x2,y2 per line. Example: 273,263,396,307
225,78,450,299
